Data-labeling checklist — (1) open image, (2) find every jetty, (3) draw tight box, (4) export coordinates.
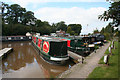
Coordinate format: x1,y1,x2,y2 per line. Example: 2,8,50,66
0,48,13,58
68,51,83,63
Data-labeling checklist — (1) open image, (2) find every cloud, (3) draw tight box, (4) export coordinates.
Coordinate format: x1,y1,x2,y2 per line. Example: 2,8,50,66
0,0,109,34
34,7,108,34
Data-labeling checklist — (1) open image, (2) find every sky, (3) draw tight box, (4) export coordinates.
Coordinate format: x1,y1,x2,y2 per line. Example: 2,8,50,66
0,0,111,34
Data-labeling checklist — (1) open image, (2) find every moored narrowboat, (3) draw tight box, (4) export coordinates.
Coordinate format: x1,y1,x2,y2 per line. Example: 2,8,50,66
32,35,69,65
2,36,32,42
55,37,90,57
76,36,95,51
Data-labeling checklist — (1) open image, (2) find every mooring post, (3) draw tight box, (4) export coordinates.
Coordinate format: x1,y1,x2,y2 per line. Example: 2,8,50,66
104,54,110,66
109,46,112,55
82,57,84,64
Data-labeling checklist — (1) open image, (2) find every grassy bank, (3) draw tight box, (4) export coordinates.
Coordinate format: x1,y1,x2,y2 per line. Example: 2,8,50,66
87,41,118,78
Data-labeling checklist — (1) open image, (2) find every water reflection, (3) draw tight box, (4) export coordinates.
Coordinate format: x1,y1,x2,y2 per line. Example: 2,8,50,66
2,41,73,78
2,42,34,73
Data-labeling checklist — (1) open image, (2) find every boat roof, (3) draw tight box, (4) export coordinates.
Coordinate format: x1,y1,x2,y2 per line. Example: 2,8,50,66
34,35,66,42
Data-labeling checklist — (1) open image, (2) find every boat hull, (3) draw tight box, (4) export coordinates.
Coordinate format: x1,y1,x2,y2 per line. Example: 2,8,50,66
32,39,69,65
68,47,90,57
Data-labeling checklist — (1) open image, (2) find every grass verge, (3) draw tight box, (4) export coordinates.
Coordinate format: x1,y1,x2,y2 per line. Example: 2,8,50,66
87,41,118,78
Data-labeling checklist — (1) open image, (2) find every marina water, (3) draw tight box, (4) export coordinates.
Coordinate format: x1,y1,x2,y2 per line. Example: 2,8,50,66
1,41,74,78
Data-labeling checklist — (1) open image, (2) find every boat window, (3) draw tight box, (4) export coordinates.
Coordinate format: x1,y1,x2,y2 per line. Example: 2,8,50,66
8,37,11,40
21,37,23,39
49,41,67,57
29,37,32,39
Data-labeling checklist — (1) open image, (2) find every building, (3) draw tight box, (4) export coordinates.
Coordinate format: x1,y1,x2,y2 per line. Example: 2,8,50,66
56,30,65,37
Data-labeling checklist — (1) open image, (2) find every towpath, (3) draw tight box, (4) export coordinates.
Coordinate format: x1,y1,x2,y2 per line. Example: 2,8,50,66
59,42,110,78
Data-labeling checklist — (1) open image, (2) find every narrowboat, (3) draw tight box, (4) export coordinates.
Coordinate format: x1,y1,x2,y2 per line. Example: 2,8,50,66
89,34,105,46
75,34,105,51
54,37,90,57
77,36,95,51
32,35,69,65
2,36,32,42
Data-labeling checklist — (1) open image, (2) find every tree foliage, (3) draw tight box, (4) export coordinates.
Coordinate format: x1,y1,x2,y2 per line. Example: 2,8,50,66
93,28,100,34
2,2,82,36
66,26,72,34
5,4,26,24
100,23,115,40
22,11,36,25
56,21,67,31
68,24,82,35
98,2,120,27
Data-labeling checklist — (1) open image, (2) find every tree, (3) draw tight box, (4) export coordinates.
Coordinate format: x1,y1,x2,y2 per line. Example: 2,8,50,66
22,11,36,25
68,24,82,35
104,32,111,40
71,31,75,35
1,2,9,24
98,2,120,27
115,31,119,37
51,23,57,33
35,19,43,27
1,3,38,36
11,24,30,35
100,23,115,40
40,26,51,35
66,26,72,34
1,2,9,35
2,3,36,25
56,21,67,31
2,2,84,36
105,23,114,34
66,26,76,35
101,27,105,34
93,28,99,34
43,21,51,27
5,4,26,24
88,33,92,35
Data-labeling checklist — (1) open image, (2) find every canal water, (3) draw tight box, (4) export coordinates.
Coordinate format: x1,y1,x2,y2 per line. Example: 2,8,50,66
1,41,74,78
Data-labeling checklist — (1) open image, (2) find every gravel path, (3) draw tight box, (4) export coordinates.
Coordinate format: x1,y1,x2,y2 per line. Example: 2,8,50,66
59,42,110,78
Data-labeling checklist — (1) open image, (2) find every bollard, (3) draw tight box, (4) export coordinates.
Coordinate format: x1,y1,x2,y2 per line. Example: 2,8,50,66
112,40,115,49
109,47,111,53
104,55,107,64
104,54,110,66
94,50,96,53
111,45,113,49
109,46,112,55
82,57,84,64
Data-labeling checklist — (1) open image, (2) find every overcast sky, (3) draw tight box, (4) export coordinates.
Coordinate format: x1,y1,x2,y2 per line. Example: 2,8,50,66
1,0,111,34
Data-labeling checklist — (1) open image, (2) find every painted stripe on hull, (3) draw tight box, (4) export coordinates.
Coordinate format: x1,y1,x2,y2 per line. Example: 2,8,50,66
50,57,69,61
